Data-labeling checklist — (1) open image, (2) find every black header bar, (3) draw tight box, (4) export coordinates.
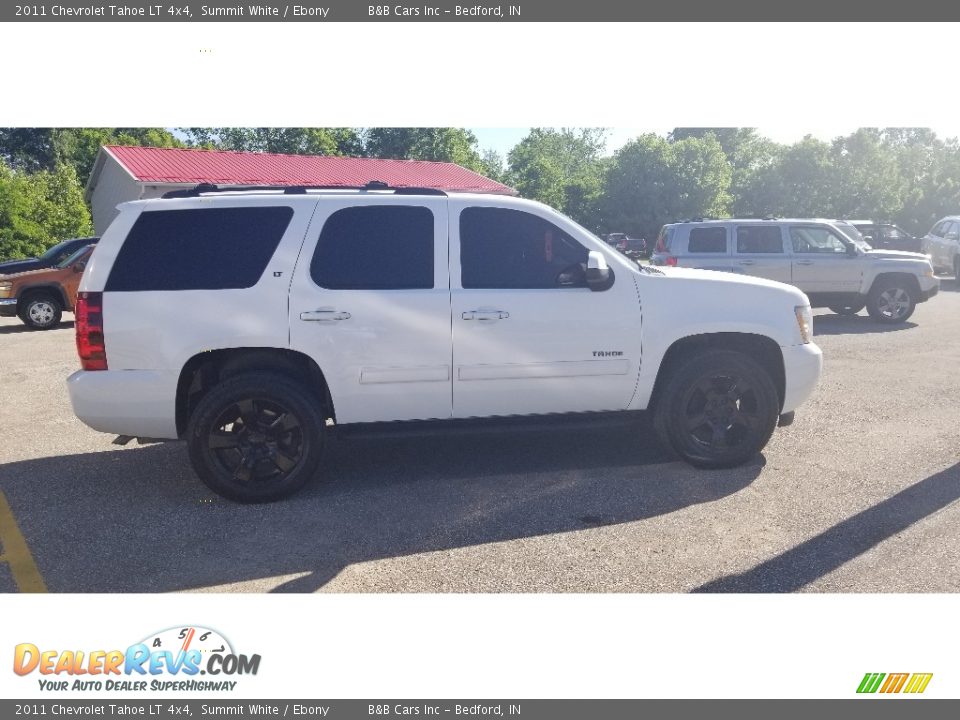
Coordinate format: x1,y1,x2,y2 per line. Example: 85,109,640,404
3,0,957,21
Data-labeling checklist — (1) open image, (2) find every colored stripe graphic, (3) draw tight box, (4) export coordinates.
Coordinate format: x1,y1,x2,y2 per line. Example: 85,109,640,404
880,673,909,693
903,673,933,694
857,673,885,694
857,672,932,694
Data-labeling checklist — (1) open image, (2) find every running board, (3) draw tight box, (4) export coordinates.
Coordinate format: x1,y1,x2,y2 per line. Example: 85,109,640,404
334,410,646,440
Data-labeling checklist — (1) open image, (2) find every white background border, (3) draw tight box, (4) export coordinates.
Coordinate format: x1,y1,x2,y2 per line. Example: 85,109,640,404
1,20,957,700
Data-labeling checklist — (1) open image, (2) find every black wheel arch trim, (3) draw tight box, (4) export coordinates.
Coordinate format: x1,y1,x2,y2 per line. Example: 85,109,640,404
15,283,69,310
649,332,786,415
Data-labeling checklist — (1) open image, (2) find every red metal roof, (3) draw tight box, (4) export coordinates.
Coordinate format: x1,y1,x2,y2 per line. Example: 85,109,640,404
105,145,516,195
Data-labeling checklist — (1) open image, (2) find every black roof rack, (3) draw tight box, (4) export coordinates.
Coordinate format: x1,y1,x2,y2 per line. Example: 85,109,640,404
161,181,448,199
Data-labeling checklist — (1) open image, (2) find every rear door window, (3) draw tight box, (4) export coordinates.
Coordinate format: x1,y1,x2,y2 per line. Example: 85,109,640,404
687,227,728,253
735,226,784,254
106,207,293,292
310,205,434,290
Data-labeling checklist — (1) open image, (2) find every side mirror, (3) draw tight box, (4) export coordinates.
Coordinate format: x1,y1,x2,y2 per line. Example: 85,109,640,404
586,251,614,291
846,245,858,257
73,261,86,273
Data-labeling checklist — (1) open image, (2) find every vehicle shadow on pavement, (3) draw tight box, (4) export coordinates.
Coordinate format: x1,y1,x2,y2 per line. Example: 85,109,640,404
693,461,960,592
812,316,916,336
0,422,764,593
0,321,74,336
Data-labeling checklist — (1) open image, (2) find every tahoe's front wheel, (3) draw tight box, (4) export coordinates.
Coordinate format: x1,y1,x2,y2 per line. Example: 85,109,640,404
654,350,780,469
187,372,325,503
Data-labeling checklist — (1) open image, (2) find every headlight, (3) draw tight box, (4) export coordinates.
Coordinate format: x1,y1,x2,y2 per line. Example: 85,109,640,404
795,305,813,344
0,281,12,298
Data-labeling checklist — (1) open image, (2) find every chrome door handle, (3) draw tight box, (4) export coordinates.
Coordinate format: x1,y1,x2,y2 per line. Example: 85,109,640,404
795,260,814,265
462,310,509,321
738,260,756,266
300,309,351,322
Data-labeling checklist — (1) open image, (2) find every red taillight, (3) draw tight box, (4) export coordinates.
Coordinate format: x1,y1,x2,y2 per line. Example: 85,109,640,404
665,256,678,267
655,236,667,253
75,291,107,371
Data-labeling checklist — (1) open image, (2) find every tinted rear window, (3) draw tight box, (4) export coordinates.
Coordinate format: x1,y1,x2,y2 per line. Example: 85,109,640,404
311,205,434,290
106,207,293,292
688,227,727,253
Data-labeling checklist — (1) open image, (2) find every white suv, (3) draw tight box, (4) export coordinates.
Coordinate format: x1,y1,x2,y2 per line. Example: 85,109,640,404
651,219,939,323
67,185,822,502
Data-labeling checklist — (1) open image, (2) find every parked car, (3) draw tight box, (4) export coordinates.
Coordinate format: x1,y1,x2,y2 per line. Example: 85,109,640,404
67,184,821,502
618,237,648,258
0,237,99,276
921,215,960,277
847,222,922,253
0,245,94,329
605,232,647,257
652,219,938,323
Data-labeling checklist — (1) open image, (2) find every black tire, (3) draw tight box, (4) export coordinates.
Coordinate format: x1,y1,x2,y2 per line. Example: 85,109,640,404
866,279,916,324
653,350,779,469
187,372,325,503
20,293,62,330
828,303,865,316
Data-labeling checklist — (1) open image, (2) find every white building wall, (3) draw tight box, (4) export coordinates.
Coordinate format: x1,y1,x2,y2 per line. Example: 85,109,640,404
89,155,142,235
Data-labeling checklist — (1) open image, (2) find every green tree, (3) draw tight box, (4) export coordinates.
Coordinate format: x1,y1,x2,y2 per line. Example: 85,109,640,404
363,128,485,171
62,128,183,184
828,129,904,220
0,128,181,184
181,128,363,157
670,129,781,216
737,136,834,218
0,161,93,261
479,149,507,184
506,128,608,228
0,129,63,172
602,133,732,238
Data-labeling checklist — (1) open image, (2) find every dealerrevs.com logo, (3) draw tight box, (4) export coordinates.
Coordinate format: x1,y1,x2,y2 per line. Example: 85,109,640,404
13,626,261,693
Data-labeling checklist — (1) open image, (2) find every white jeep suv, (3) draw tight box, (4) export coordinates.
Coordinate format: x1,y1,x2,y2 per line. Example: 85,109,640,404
67,184,822,502
651,219,939,323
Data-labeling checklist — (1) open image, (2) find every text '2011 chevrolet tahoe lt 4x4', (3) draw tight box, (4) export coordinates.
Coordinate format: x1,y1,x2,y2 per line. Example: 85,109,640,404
67,184,822,502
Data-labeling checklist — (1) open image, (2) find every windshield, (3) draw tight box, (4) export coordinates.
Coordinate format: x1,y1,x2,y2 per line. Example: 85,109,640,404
836,223,872,250
564,217,651,272
39,240,75,263
57,246,90,269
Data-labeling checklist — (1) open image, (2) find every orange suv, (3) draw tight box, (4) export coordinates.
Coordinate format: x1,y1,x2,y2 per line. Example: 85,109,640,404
0,245,94,330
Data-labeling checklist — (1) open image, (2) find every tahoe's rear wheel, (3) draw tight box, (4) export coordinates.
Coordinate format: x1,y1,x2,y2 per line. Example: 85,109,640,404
866,280,916,323
21,293,62,330
654,350,779,469
187,372,325,503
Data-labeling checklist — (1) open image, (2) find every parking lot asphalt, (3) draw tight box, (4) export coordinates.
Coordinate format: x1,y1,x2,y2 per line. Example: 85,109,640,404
1,279,959,593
